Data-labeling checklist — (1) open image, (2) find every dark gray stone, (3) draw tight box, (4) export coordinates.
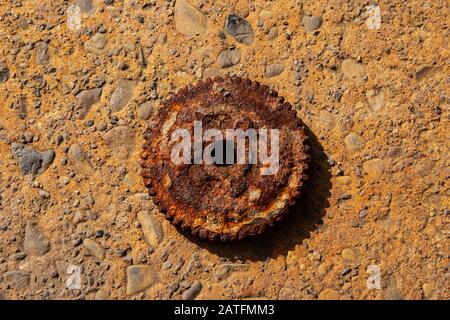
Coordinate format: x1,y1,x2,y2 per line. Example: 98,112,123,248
11,143,55,175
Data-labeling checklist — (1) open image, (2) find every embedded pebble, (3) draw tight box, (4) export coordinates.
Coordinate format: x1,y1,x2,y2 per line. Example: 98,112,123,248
265,63,285,77
363,158,385,180
384,284,403,300
386,146,401,158
366,89,386,112
137,101,154,120
212,263,249,282
203,67,224,79
67,5,81,31
85,33,107,54
225,14,254,45
11,143,55,175
341,59,367,84
68,144,94,175
83,238,105,260
217,49,241,68
95,290,110,300
126,265,157,295
103,126,136,159
24,222,50,256
341,248,357,264
182,280,202,300
422,283,434,299
318,110,336,130
137,210,163,248
302,15,322,32
109,80,137,113
35,42,49,65
174,0,207,36
76,0,95,14
367,4,382,30
3,271,30,290
75,88,102,119
318,288,339,300
0,62,9,82
259,10,273,22
336,176,352,185
344,133,365,153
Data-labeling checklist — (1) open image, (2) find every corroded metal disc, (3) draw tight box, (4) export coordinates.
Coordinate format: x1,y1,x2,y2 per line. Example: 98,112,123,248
141,76,309,241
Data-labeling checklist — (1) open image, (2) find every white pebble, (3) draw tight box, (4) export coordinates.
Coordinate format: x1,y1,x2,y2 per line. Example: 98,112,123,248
67,5,81,31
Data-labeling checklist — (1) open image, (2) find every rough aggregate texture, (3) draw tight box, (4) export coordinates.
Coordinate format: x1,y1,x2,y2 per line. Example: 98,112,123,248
0,0,448,300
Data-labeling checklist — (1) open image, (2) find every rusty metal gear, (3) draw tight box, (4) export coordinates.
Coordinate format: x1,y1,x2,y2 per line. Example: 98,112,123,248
141,76,309,241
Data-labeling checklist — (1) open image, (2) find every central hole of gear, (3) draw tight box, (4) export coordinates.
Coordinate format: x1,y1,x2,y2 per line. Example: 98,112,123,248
210,140,237,166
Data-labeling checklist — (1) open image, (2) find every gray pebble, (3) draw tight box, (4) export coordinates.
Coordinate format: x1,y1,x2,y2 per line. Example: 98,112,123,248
344,133,365,153
35,42,49,65
137,101,153,120
97,121,107,131
85,33,107,54
126,265,157,295
103,126,136,159
0,62,9,82
24,221,50,256
386,146,401,158
203,67,224,79
168,282,179,294
83,238,105,260
136,210,164,248
302,15,322,32
265,63,285,77
3,271,30,290
75,88,102,119
76,0,95,14
110,80,137,113
182,280,202,300
161,261,172,270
